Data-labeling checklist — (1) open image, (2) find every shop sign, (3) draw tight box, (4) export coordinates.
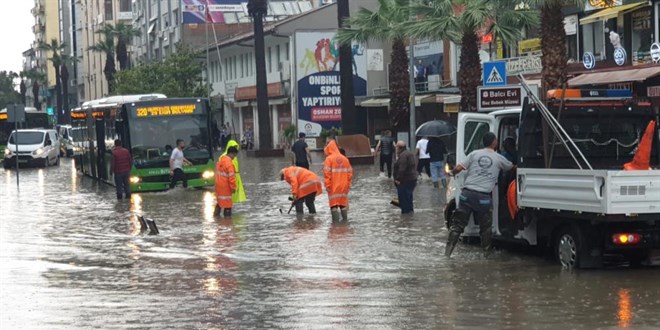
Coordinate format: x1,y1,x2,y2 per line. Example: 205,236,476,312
477,86,522,111
614,47,627,66
583,52,596,70
651,43,660,63
505,55,542,76
648,86,660,97
518,38,541,54
564,15,578,36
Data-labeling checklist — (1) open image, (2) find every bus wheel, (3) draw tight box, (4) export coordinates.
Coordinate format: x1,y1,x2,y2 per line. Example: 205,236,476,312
556,226,581,269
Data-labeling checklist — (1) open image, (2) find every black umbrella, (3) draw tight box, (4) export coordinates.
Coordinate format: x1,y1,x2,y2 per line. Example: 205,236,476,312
415,120,456,137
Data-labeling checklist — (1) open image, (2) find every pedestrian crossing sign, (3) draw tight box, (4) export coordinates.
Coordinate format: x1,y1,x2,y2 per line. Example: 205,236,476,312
483,61,506,87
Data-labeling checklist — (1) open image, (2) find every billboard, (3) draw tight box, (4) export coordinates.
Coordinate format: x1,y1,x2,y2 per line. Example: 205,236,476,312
181,0,244,24
294,31,367,137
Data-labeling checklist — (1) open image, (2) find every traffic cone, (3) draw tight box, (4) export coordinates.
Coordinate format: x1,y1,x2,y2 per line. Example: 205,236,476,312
624,120,656,171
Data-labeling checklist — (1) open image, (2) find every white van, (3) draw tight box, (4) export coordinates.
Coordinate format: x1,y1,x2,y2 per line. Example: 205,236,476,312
58,125,84,157
3,129,60,168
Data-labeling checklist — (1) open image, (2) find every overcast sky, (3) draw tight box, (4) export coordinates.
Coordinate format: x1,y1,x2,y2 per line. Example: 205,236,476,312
1,1,36,74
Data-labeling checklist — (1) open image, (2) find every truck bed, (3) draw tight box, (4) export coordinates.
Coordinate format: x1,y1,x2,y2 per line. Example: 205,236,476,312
517,168,660,215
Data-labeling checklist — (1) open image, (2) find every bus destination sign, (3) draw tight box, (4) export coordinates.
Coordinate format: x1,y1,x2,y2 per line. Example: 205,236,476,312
135,104,198,118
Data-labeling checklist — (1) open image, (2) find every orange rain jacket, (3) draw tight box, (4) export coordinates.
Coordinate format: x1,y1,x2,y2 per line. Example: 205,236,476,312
323,140,353,207
215,155,237,208
282,166,323,199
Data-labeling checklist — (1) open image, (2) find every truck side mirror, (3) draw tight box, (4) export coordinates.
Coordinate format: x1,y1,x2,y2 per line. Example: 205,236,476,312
45,140,52,146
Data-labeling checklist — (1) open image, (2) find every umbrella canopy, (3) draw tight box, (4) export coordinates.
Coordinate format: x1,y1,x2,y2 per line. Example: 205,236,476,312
415,120,456,137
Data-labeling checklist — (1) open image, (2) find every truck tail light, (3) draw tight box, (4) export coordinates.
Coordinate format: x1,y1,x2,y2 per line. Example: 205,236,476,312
612,233,641,245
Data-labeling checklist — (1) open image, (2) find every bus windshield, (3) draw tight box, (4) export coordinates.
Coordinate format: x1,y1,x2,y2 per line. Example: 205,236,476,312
9,131,45,145
129,115,211,167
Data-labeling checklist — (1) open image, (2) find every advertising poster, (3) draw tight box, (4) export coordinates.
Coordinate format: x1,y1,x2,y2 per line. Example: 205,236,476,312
181,0,244,24
295,31,367,137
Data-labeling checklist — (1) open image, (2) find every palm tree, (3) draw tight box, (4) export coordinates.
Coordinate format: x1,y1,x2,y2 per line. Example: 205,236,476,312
59,55,78,119
336,0,411,129
406,0,538,111
248,0,273,150
38,39,66,119
27,70,46,110
112,22,141,70
89,26,117,94
19,71,27,105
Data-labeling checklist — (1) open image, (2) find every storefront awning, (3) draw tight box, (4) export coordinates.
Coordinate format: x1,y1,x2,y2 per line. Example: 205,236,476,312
360,98,390,108
568,66,660,86
580,2,646,25
413,95,435,106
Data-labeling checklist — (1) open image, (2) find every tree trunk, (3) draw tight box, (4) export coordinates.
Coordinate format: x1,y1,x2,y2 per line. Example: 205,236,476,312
338,0,358,135
116,40,129,70
459,30,480,112
389,38,410,130
54,65,63,124
252,11,272,150
104,52,116,94
540,2,567,95
32,81,41,110
60,65,70,124
19,80,27,105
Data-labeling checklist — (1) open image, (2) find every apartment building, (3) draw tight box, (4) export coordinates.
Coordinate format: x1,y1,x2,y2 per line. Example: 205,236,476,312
31,0,60,109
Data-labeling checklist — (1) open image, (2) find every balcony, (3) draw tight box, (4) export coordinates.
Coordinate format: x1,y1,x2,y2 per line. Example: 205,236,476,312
32,23,45,34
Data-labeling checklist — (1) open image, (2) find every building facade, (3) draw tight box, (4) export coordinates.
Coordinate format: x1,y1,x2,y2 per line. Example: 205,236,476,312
31,0,61,110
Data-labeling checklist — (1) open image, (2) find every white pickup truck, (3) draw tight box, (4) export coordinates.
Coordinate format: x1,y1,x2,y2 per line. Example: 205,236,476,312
445,90,660,268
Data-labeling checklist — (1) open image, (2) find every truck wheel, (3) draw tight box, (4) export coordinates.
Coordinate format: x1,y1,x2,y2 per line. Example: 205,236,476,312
55,156,60,166
556,226,582,268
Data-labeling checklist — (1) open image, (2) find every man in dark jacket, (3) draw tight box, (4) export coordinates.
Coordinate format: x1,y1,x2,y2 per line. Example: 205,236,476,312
393,141,417,214
110,139,132,200
427,137,447,188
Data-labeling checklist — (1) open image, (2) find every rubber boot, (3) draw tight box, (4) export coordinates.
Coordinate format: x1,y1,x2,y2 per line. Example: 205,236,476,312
445,231,461,258
331,207,341,223
441,178,447,188
340,208,348,222
481,230,493,258
433,182,439,188
223,208,232,217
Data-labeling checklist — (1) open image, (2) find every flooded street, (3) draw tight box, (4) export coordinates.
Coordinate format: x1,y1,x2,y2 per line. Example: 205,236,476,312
1,156,659,329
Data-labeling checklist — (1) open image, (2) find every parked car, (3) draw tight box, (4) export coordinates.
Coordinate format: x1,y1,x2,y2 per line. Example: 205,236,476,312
3,129,60,168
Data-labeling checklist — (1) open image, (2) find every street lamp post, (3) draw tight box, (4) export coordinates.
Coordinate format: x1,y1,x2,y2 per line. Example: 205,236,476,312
248,0,273,150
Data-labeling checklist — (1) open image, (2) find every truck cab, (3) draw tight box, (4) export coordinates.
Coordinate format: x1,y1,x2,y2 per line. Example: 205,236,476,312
446,88,660,268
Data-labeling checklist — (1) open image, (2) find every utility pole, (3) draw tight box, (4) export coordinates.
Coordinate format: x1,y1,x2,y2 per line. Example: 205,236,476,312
408,37,416,149
248,0,273,150
337,0,357,135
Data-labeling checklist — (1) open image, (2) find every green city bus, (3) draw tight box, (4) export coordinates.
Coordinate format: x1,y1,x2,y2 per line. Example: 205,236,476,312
1,107,51,161
70,95,215,192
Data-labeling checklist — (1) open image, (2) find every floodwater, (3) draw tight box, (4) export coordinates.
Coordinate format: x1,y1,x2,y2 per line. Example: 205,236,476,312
1,156,659,329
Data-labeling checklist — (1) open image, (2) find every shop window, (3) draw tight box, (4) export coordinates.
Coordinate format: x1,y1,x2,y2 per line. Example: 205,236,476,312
630,7,653,65
104,0,113,20
582,22,605,60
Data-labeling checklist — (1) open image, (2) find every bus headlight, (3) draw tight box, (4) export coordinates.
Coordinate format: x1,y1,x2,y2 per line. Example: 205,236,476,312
33,148,44,156
130,176,141,184
202,170,214,179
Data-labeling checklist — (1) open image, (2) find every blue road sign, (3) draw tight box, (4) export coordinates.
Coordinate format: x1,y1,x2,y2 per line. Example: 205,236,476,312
483,61,507,87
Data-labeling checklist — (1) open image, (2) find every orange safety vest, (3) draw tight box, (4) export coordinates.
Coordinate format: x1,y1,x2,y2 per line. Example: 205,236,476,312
323,140,352,207
282,166,322,199
215,155,236,208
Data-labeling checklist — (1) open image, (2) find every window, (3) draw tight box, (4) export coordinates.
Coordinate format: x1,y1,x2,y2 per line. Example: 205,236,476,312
463,121,490,155
582,21,604,60
120,0,131,12
630,7,653,65
267,47,272,73
285,42,289,60
240,54,244,78
224,58,229,80
104,0,113,20
276,45,281,68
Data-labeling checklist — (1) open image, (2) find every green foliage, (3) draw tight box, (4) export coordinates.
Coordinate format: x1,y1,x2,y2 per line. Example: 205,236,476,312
0,71,20,109
283,125,297,142
114,45,210,98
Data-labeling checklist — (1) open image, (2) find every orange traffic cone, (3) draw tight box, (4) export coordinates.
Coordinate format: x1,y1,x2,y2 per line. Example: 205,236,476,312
624,120,656,171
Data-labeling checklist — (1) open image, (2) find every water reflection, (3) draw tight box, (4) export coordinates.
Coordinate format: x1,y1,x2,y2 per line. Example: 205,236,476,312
618,288,632,328
1,158,660,329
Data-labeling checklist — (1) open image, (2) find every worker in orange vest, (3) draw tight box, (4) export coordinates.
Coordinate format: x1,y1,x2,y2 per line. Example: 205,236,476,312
215,146,239,217
323,138,353,222
280,166,323,214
